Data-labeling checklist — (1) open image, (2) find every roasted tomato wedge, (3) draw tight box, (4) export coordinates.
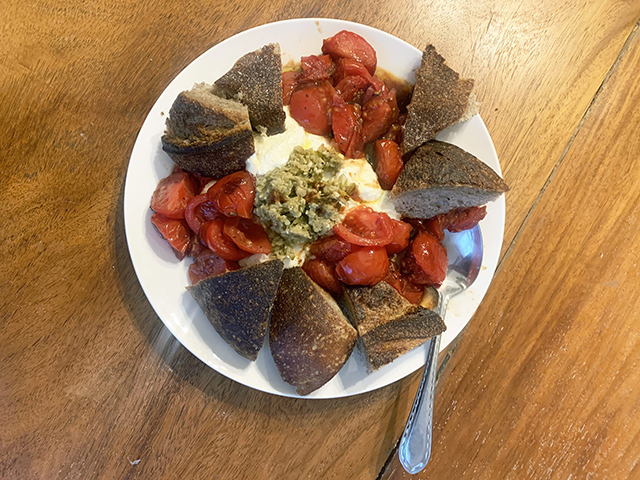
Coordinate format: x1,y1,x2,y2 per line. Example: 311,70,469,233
412,231,448,286
301,54,334,81
322,30,377,75
384,262,425,304
184,194,222,234
282,71,302,106
201,218,251,261
206,171,255,219
332,96,364,158
335,75,370,103
222,217,272,255
308,235,359,263
150,171,197,219
385,218,412,254
362,89,399,143
150,213,192,260
375,139,404,190
289,80,336,136
336,247,389,286
188,249,240,284
443,206,487,232
334,206,394,247
333,58,373,85
302,258,343,294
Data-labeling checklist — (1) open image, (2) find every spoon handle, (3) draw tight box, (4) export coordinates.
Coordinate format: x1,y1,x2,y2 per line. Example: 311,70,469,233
398,294,449,474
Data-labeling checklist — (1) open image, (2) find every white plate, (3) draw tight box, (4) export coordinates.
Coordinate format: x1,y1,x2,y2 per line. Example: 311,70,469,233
124,18,505,398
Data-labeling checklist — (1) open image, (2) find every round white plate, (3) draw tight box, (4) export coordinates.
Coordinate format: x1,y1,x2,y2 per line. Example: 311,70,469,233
124,18,505,398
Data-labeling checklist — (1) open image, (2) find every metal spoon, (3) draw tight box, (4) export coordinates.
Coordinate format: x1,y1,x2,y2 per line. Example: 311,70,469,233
399,225,484,474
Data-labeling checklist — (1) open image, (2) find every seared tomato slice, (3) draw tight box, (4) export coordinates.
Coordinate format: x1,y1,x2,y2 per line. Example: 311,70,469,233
184,194,222,234
336,247,389,286
334,206,394,247
301,54,334,81
332,96,364,158
150,171,197,219
188,249,240,284
385,218,412,254
443,206,487,232
222,217,272,255
412,231,448,286
289,80,335,136
206,171,255,219
333,58,372,85
302,258,343,294
202,218,251,261
322,30,377,75
309,235,359,263
375,139,404,190
334,75,370,103
282,71,302,106
384,262,425,304
150,213,192,260
362,89,399,143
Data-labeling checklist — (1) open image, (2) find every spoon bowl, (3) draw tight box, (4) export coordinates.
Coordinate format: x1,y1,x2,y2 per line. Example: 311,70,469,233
399,225,484,474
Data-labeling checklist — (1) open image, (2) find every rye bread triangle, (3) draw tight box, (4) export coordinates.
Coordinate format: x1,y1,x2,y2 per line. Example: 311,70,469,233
401,45,476,155
391,140,509,219
340,281,445,371
187,259,284,361
161,83,255,178
269,267,357,396
214,43,286,136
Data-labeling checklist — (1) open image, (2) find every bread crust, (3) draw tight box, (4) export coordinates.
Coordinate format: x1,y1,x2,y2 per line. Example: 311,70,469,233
187,260,284,361
402,45,474,155
269,267,357,395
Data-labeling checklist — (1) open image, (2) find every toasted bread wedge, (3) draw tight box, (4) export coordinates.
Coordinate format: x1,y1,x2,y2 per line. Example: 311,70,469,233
341,281,445,371
269,267,357,395
187,260,284,361
214,43,286,136
391,140,509,219
161,83,255,178
401,45,475,155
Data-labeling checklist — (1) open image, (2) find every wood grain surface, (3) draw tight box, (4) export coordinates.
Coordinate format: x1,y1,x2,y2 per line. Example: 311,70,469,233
2,0,640,479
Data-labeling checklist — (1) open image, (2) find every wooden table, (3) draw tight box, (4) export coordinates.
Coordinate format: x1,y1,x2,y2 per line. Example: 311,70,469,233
3,1,640,478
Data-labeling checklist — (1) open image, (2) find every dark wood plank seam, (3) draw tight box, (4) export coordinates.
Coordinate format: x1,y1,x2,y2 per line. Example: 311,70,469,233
374,16,640,480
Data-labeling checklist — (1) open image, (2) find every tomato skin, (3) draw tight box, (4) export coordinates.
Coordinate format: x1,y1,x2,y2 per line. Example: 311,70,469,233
336,247,389,286
334,206,394,247
188,249,239,284
385,218,412,254
412,231,448,286
384,262,425,304
308,235,359,263
332,96,364,158
333,58,373,85
202,218,252,261
184,194,222,234
150,213,192,260
443,206,487,232
375,139,404,190
322,30,377,75
150,172,197,219
301,54,334,81
289,81,335,136
362,89,399,143
282,71,302,106
222,217,272,255
206,171,255,219
302,258,343,294
334,75,370,103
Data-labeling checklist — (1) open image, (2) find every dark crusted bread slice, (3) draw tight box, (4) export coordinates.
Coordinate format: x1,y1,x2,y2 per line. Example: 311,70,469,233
391,140,509,219
187,260,284,361
269,267,357,395
401,45,475,155
161,83,255,178
214,43,286,136
341,281,445,371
